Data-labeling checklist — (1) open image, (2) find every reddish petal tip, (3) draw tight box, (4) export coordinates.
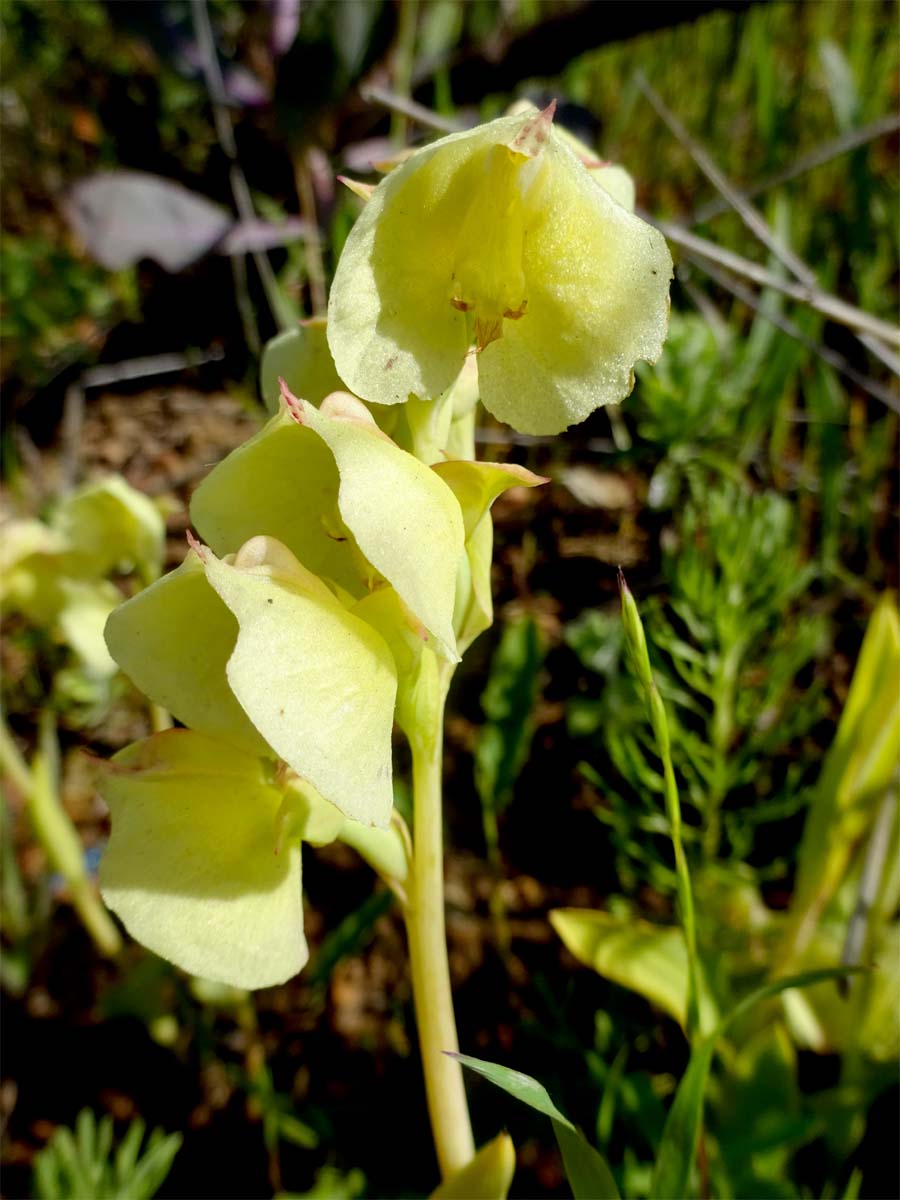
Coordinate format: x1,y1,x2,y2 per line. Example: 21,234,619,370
186,530,207,561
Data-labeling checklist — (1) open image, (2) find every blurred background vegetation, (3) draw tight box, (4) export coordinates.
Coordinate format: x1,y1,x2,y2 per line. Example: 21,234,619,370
1,1,898,1197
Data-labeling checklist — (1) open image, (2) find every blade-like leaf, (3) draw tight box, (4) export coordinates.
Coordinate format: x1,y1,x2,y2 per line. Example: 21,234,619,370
452,1054,619,1200
550,908,718,1034
780,596,900,964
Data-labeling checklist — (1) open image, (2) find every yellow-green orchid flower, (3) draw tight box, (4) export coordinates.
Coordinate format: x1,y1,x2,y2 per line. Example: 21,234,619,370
327,103,673,436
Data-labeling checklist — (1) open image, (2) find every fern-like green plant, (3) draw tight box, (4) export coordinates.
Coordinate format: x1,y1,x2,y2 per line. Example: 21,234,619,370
32,1110,181,1200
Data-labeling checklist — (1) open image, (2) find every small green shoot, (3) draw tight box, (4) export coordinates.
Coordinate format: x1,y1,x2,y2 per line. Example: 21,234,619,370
32,1109,182,1200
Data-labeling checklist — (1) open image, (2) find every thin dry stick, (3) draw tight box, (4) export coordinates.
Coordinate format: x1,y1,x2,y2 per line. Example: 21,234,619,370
80,348,224,390
636,72,899,370
360,83,462,133
681,259,900,413
294,154,327,315
648,217,900,348
636,71,819,289
191,0,289,332
390,0,421,147
857,332,900,377
691,113,900,224
60,381,84,493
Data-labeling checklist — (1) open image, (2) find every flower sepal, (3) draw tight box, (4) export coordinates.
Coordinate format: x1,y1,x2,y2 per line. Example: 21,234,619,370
99,729,307,990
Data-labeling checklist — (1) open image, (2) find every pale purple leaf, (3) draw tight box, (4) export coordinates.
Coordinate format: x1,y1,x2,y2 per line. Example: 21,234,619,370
66,172,232,272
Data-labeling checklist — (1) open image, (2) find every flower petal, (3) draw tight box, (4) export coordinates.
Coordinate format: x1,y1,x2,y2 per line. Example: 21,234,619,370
259,318,344,414
289,387,465,662
327,112,532,407
432,460,546,651
477,134,672,434
105,552,270,757
190,408,367,599
100,730,305,989
53,475,165,582
327,107,671,435
201,539,397,828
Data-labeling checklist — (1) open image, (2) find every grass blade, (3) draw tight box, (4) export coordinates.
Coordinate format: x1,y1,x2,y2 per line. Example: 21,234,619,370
451,1054,619,1200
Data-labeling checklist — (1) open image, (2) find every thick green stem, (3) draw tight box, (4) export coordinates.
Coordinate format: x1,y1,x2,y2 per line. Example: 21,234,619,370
405,680,475,1179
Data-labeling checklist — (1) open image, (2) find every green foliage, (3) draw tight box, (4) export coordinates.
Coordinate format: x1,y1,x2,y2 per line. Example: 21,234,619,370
650,967,859,1200
779,595,900,965
0,234,137,388
567,475,827,880
31,1110,181,1200
550,909,716,1035
453,1054,619,1200
279,1164,366,1200
475,615,543,832
560,590,897,1198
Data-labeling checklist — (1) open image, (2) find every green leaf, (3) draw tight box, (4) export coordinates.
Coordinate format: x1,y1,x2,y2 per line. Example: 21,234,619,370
431,1132,516,1199
780,596,900,964
201,538,397,828
453,1053,619,1200
550,908,718,1034
651,967,862,1200
99,729,306,989
32,1109,181,1200
474,616,543,817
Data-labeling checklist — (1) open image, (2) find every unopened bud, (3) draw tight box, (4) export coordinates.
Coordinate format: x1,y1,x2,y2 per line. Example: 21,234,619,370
618,568,653,694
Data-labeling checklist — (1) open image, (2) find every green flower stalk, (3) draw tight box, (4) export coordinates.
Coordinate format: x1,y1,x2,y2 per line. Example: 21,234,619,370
328,103,672,434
